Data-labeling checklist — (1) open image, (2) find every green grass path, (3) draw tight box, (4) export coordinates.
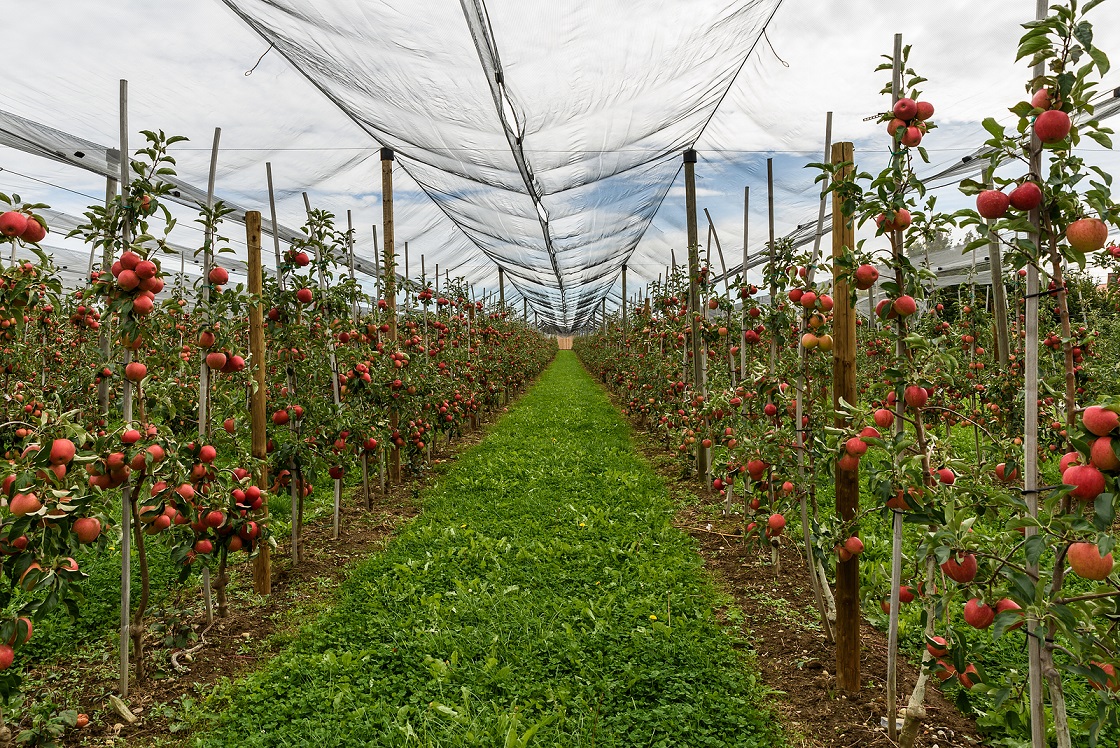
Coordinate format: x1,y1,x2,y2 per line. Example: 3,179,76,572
193,351,784,747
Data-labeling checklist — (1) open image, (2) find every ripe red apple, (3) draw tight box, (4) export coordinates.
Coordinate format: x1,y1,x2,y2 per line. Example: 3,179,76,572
205,510,225,528
1068,542,1114,580
10,492,42,516
124,361,147,382
927,636,949,657
1067,217,1109,254
0,212,28,238
1060,451,1082,473
1083,406,1119,436
915,101,934,120
296,287,314,304
132,294,154,316
936,467,955,485
900,127,923,147
1090,437,1120,472
1031,88,1052,110
941,553,978,584
223,418,236,435
272,409,290,426
976,190,1010,219
837,453,860,472
995,463,1019,483
854,264,879,290
898,585,915,603
767,513,786,537
958,663,980,689
1034,109,1071,143
893,295,918,317
843,536,864,556
893,97,918,120
208,266,229,285
1089,662,1120,691
1063,463,1106,501
963,598,994,629
8,617,32,646
73,517,102,544
874,408,895,429
49,438,75,466
205,352,228,370
904,385,928,409
0,644,13,670
194,539,213,555
1009,181,1043,211
199,445,218,464
844,437,868,457
20,218,45,243
995,598,1024,630
876,209,911,231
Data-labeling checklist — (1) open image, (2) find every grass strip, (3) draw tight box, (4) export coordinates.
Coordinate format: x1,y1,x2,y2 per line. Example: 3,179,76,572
191,351,786,747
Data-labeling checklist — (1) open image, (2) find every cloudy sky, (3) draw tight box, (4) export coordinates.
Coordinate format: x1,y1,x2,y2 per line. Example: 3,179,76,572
2,0,1118,328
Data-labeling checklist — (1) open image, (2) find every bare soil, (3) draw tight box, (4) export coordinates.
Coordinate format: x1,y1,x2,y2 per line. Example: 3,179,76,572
620,411,990,748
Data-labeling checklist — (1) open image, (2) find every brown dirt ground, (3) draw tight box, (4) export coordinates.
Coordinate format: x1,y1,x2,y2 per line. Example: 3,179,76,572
617,408,990,748
30,400,515,748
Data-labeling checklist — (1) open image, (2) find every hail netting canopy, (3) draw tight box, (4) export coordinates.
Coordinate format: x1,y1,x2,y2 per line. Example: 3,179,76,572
220,0,783,331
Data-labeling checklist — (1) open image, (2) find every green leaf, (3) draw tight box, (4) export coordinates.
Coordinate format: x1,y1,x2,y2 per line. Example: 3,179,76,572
1016,34,1052,61
1024,534,1046,566
1087,45,1110,74
1074,20,1094,49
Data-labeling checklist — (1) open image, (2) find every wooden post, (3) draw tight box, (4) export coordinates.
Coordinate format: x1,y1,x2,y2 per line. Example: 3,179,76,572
117,79,132,698
382,148,401,483
372,225,381,301
683,149,706,481
985,188,1010,368
265,163,286,290
247,211,270,595
831,140,860,694
499,266,505,308
197,127,221,441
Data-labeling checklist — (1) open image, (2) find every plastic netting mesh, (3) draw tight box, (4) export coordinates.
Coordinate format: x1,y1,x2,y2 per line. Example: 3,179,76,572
221,0,783,330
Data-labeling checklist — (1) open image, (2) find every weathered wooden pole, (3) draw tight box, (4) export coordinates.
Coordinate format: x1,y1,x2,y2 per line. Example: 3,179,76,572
683,150,705,480
986,181,1010,368
372,225,381,301
247,211,270,595
831,140,860,694
382,148,401,483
